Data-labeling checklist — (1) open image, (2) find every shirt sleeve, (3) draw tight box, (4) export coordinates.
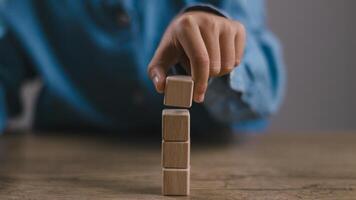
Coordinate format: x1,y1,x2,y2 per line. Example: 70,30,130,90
0,17,33,134
182,0,286,128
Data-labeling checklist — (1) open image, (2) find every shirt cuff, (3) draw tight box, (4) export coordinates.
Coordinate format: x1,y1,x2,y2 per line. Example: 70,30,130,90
181,3,230,18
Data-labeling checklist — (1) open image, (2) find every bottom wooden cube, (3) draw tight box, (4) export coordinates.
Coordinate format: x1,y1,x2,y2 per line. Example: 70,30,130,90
162,168,190,196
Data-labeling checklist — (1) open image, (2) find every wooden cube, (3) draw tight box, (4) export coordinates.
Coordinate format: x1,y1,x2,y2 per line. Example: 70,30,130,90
162,109,190,142
162,168,190,196
164,75,194,108
162,141,190,168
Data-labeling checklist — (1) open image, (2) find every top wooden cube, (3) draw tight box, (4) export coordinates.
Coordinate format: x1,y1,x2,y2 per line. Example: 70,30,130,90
164,76,194,108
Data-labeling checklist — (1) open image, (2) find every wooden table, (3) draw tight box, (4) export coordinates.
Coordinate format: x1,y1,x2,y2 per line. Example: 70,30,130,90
0,132,355,199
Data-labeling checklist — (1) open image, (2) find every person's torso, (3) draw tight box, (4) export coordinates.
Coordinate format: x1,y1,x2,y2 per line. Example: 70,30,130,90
0,0,264,132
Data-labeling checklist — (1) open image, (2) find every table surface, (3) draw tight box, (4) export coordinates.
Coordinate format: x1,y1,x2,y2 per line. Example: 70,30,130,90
0,132,355,200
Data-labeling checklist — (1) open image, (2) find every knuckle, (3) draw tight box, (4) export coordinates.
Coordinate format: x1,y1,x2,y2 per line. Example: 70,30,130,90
209,60,221,75
174,15,196,37
199,15,210,24
177,15,195,27
210,59,220,67
210,22,220,34
223,23,235,34
235,22,246,35
193,54,210,66
202,18,218,31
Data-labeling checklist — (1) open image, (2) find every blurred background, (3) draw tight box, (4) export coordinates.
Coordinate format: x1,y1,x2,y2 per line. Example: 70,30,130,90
7,0,356,133
268,0,356,132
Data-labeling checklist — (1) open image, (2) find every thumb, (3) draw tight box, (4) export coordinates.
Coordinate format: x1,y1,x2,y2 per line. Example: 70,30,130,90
148,66,166,93
148,33,179,93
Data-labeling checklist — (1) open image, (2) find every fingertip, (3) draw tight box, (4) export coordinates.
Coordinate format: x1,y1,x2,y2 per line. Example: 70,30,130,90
153,74,165,93
151,75,161,93
193,85,207,103
193,93,205,103
235,59,241,67
149,67,166,93
209,67,220,77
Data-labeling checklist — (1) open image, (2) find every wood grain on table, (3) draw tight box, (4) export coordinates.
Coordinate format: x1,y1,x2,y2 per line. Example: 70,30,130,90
0,132,355,200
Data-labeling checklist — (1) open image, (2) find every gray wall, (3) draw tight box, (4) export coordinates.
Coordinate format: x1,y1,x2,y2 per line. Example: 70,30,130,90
267,0,356,131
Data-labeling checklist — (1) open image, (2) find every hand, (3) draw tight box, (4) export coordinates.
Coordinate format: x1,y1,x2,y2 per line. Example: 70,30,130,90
148,11,246,103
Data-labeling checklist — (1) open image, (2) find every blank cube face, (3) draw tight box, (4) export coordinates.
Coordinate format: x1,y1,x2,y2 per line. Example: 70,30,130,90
162,168,190,196
164,76,194,108
162,109,190,142
162,141,190,168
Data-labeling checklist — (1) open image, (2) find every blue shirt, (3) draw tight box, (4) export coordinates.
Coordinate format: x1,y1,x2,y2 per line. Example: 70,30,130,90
0,0,285,134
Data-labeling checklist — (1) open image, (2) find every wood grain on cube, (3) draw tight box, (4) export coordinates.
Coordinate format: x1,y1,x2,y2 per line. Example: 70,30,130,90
162,109,190,142
162,168,190,196
164,75,194,108
162,141,190,168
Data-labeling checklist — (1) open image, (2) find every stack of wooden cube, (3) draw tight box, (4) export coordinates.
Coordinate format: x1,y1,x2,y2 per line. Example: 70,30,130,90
162,75,194,196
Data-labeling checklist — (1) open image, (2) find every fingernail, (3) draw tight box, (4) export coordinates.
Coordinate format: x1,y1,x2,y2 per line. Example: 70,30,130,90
196,94,204,103
153,75,159,85
152,74,163,93
153,75,159,90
